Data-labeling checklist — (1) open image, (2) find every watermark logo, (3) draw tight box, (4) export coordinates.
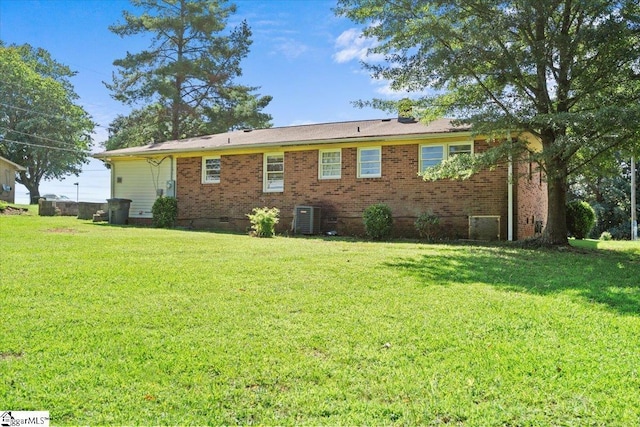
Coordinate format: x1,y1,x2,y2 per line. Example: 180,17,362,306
0,411,49,427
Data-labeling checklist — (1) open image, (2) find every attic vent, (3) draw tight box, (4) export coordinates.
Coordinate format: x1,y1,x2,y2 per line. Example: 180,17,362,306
294,206,321,234
243,129,253,132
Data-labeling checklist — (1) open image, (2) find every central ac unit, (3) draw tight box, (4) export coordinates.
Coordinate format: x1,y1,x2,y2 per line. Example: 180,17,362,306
294,205,321,234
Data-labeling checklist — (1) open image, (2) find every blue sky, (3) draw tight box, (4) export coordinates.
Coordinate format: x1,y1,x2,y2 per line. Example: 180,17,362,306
1,0,398,202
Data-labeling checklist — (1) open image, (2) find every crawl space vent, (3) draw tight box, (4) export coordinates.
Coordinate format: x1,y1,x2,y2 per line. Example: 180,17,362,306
469,216,500,241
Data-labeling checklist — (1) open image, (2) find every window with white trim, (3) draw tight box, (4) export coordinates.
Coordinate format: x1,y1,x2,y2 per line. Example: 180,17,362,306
420,145,444,172
448,143,472,157
264,152,284,192
202,156,221,183
358,147,381,178
419,143,473,172
319,149,341,179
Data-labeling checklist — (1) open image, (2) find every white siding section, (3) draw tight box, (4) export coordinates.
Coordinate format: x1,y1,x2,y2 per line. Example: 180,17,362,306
112,159,172,218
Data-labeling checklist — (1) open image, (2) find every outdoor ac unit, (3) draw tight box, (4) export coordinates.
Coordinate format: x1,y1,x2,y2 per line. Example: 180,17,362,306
294,206,321,234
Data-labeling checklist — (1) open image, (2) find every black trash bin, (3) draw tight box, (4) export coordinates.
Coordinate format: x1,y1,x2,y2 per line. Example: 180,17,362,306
107,198,132,225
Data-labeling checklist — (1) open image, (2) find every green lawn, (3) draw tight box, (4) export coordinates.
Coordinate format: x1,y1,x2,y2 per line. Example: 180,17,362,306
1,213,639,426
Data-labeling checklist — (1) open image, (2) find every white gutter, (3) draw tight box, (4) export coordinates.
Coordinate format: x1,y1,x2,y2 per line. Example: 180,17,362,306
632,155,637,240
507,131,514,241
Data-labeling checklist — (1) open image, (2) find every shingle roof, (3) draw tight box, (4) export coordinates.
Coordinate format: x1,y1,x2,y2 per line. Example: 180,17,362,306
94,117,469,158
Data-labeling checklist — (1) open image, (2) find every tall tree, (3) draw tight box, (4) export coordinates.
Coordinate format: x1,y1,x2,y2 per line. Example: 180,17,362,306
0,43,94,203
105,0,272,147
336,0,640,245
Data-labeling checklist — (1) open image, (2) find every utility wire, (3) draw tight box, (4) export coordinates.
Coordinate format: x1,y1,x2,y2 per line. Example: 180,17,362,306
0,101,110,129
0,137,88,153
0,126,86,149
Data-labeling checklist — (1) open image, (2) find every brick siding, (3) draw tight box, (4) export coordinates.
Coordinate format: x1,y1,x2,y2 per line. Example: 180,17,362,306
515,154,548,239
175,139,515,239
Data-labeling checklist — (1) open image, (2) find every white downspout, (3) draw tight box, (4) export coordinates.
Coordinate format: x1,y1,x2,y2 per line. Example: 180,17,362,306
507,131,514,241
632,155,637,240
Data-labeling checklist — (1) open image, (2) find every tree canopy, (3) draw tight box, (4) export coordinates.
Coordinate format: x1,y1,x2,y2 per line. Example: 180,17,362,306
336,0,640,245
0,43,94,203
105,0,272,149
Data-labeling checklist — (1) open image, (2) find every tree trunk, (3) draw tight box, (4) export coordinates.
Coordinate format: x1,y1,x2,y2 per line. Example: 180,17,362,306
27,185,41,205
18,171,41,205
542,159,569,245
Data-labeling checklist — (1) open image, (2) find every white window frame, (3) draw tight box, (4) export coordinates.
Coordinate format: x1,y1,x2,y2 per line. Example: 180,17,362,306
263,152,284,192
357,147,381,178
448,143,473,157
319,149,342,179
419,142,474,173
419,145,445,173
202,156,221,184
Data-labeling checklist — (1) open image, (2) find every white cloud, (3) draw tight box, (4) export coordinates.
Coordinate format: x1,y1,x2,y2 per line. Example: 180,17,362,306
371,75,436,99
333,28,382,63
287,119,317,127
273,38,309,60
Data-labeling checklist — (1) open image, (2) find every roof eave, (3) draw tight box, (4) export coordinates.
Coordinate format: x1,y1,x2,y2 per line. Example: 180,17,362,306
93,129,473,160
0,156,27,171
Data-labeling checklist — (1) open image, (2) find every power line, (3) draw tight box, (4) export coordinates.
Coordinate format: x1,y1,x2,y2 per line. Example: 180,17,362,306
0,101,110,129
0,126,87,149
0,137,88,153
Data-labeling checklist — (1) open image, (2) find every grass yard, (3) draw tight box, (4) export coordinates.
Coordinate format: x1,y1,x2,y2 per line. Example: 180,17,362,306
1,212,639,426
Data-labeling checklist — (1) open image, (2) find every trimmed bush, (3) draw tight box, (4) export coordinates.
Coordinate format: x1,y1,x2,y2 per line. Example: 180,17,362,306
599,231,613,241
566,200,596,239
363,203,393,240
415,210,440,241
152,196,178,228
247,207,280,237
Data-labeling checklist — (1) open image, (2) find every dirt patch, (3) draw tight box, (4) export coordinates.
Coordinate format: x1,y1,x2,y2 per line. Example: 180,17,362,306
0,205,30,215
45,227,78,234
0,351,24,360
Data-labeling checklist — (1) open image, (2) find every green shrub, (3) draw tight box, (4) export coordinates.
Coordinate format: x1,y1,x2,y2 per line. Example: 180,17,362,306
599,231,613,241
152,197,178,228
415,210,440,240
566,200,596,239
363,203,393,240
247,207,280,237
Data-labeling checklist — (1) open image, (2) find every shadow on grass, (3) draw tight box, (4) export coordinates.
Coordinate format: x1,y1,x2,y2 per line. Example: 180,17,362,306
386,243,640,316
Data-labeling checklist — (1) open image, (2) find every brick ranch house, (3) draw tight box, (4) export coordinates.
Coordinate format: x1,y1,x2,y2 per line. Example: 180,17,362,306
94,118,547,240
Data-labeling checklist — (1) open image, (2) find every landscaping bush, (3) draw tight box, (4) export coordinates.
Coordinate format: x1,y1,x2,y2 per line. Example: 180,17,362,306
599,231,613,241
363,203,393,240
247,207,280,237
566,200,596,239
152,196,178,228
415,210,440,240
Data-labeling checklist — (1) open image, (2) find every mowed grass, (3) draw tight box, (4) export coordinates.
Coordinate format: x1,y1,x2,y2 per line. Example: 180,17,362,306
1,213,639,426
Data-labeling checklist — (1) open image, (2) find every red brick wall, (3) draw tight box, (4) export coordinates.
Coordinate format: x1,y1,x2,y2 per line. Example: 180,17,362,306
176,140,510,238
515,155,548,239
